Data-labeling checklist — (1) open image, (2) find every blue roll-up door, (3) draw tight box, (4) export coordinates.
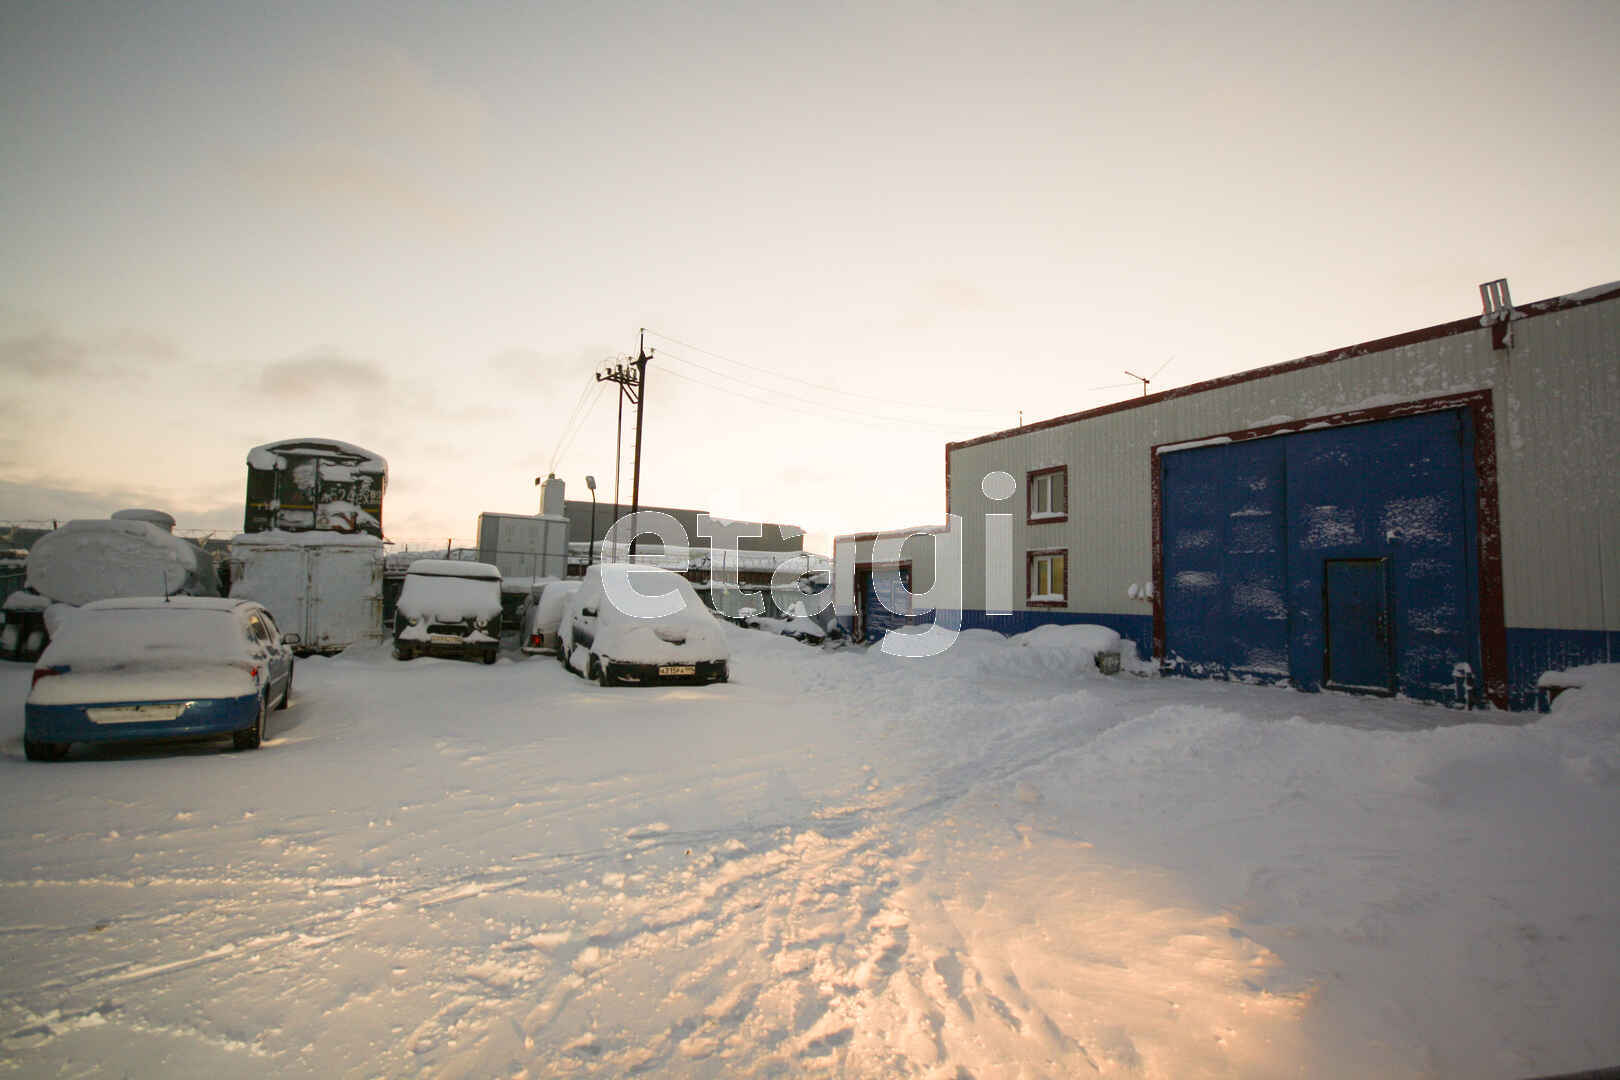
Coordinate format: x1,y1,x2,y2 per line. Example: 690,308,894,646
1162,409,1480,704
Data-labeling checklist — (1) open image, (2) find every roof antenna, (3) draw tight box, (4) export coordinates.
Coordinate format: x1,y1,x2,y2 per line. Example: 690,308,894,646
1123,356,1174,397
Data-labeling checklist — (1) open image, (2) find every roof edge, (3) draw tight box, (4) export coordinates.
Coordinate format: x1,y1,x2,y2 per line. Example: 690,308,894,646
947,279,1620,453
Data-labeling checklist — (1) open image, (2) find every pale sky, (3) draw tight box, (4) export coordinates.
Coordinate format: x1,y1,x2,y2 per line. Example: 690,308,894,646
3,0,1616,553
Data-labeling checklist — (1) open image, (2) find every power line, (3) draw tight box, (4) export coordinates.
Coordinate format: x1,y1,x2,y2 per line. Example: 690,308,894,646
656,365,977,433
547,376,602,474
642,329,1008,416
655,350,989,431
552,382,606,468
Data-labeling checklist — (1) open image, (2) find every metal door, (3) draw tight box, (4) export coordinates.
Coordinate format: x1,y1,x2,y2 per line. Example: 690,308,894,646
857,565,911,643
309,546,385,651
1323,558,1394,694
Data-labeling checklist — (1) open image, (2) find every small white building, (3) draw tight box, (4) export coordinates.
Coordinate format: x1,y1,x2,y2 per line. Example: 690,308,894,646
842,279,1619,710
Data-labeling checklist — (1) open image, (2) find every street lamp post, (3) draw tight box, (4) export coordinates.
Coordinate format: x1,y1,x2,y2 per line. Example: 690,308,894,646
586,475,598,566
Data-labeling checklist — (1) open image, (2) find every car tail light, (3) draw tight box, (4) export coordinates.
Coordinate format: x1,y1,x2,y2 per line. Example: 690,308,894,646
31,665,67,688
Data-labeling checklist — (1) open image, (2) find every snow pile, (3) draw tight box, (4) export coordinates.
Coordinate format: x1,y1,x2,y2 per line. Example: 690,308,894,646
884,622,1145,682
752,615,827,641
26,519,217,606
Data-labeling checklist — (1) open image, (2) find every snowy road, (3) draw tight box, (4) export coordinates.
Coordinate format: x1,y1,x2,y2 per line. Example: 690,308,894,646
2,627,1617,1078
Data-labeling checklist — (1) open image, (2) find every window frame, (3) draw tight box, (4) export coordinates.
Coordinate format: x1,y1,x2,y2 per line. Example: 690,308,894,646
1026,465,1068,525
1026,547,1069,608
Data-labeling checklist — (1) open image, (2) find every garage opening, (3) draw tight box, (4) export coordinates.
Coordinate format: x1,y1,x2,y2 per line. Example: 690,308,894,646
1158,405,1486,706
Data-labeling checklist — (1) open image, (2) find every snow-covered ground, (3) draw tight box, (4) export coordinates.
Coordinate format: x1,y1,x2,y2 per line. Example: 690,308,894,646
1,627,1616,1078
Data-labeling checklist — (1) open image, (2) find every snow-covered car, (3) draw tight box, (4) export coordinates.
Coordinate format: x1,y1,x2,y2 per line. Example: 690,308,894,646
521,579,580,655
393,560,502,664
23,596,298,761
559,564,730,686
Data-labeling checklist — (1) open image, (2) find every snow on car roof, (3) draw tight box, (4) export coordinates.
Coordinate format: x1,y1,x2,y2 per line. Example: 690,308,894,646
83,596,253,611
405,559,502,580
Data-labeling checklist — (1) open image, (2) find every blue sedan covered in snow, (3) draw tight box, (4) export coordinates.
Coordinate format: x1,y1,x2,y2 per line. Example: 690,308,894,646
24,597,298,760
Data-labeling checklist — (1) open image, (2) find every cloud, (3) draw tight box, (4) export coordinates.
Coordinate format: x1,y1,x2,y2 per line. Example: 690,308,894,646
259,349,389,400
241,44,490,231
486,346,613,395
0,328,181,379
897,277,1003,329
300,43,488,158
0,478,241,532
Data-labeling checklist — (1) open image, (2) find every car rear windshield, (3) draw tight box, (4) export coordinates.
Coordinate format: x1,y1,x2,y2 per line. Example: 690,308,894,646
42,608,248,668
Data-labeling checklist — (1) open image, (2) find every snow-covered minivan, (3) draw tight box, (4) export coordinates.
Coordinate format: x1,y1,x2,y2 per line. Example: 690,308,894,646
559,564,729,686
393,560,502,664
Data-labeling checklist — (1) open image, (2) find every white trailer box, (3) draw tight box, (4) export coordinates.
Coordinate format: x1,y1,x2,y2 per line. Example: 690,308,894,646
229,531,384,654
475,512,570,582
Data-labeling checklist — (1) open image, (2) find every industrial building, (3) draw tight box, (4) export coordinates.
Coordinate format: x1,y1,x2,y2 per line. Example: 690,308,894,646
561,499,804,554
840,279,1618,710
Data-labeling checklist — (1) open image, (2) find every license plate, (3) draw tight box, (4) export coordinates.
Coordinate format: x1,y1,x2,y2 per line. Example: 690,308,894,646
430,634,464,644
87,703,186,725
658,664,696,677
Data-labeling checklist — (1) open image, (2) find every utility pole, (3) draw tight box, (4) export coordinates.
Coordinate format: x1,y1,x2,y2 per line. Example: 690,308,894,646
629,330,651,556
595,332,653,558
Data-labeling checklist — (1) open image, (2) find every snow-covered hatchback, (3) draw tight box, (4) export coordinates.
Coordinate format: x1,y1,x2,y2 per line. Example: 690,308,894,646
393,560,502,664
559,564,730,686
24,596,297,760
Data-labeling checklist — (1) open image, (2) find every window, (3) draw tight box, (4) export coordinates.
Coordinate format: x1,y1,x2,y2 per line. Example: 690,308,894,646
246,614,273,645
1027,548,1067,607
1027,466,1067,524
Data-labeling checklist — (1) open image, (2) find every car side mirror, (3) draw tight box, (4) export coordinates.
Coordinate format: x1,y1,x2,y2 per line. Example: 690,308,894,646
281,632,302,645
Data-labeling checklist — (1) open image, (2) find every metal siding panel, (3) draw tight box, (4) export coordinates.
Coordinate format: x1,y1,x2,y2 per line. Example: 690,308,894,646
1492,300,1620,632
